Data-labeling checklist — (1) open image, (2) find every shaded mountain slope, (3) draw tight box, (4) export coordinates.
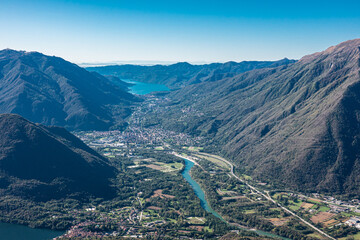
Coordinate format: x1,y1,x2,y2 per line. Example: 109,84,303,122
0,49,139,130
0,114,117,201
87,58,295,89
147,39,360,196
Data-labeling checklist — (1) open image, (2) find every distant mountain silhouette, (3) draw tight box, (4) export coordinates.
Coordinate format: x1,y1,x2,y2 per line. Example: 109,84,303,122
0,49,139,130
87,58,296,89
145,39,360,196
0,114,117,201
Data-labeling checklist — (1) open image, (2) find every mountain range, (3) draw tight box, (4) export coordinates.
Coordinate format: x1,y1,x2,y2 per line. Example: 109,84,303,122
1,39,360,197
0,49,139,130
87,58,296,89
144,39,360,196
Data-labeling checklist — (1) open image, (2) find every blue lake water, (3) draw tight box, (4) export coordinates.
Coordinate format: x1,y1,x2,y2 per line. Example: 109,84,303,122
121,79,169,95
0,222,64,240
181,158,289,240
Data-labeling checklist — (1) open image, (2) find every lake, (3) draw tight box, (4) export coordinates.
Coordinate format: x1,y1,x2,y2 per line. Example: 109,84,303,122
0,222,64,240
122,79,169,95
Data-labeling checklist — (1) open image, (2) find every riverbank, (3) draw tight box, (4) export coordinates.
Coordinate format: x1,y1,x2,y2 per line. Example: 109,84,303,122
172,152,199,165
180,156,290,240
180,158,225,221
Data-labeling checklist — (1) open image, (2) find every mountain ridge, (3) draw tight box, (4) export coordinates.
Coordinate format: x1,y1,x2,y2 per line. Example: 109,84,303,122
143,38,360,196
0,113,117,201
0,49,139,130
87,58,296,89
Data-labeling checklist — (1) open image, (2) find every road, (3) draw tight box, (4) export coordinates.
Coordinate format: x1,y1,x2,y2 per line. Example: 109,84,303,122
137,196,143,222
196,152,336,240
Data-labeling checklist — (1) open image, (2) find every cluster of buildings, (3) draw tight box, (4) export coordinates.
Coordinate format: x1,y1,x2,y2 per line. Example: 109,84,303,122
75,131,125,148
322,195,360,208
75,125,202,150
145,220,166,227
287,192,360,215
329,204,350,213
345,217,360,229
56,221,124,239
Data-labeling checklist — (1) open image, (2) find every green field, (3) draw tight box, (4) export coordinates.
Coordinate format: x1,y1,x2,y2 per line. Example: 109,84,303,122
288,200,303,211
183,146,204,152
165,162,183,171
340,232,360,240
242,174,253,180
318,206,330,212
154,146,164,150
193,153,231,170
147,161,183,172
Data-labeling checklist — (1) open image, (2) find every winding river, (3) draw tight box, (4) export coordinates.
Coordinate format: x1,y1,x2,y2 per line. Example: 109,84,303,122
181,158,225,221
181,158,289,240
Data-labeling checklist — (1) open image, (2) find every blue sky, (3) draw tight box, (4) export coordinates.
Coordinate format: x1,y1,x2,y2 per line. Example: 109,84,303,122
1,0,359,64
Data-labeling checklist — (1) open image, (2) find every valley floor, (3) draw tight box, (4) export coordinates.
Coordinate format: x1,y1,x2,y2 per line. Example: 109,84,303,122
69,95,360,240
2,95,358,239
77,126,360,239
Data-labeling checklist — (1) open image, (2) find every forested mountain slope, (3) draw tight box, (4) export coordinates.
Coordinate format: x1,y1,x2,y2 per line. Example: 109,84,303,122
0,49,139,130
146,39,360,196
0,114,117,201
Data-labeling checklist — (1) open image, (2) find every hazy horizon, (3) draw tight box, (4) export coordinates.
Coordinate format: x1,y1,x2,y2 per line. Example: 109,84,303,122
1,0,360,64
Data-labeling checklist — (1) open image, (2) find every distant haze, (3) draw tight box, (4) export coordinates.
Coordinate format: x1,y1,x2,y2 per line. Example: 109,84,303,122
79,60,181,67
1,0,359,63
